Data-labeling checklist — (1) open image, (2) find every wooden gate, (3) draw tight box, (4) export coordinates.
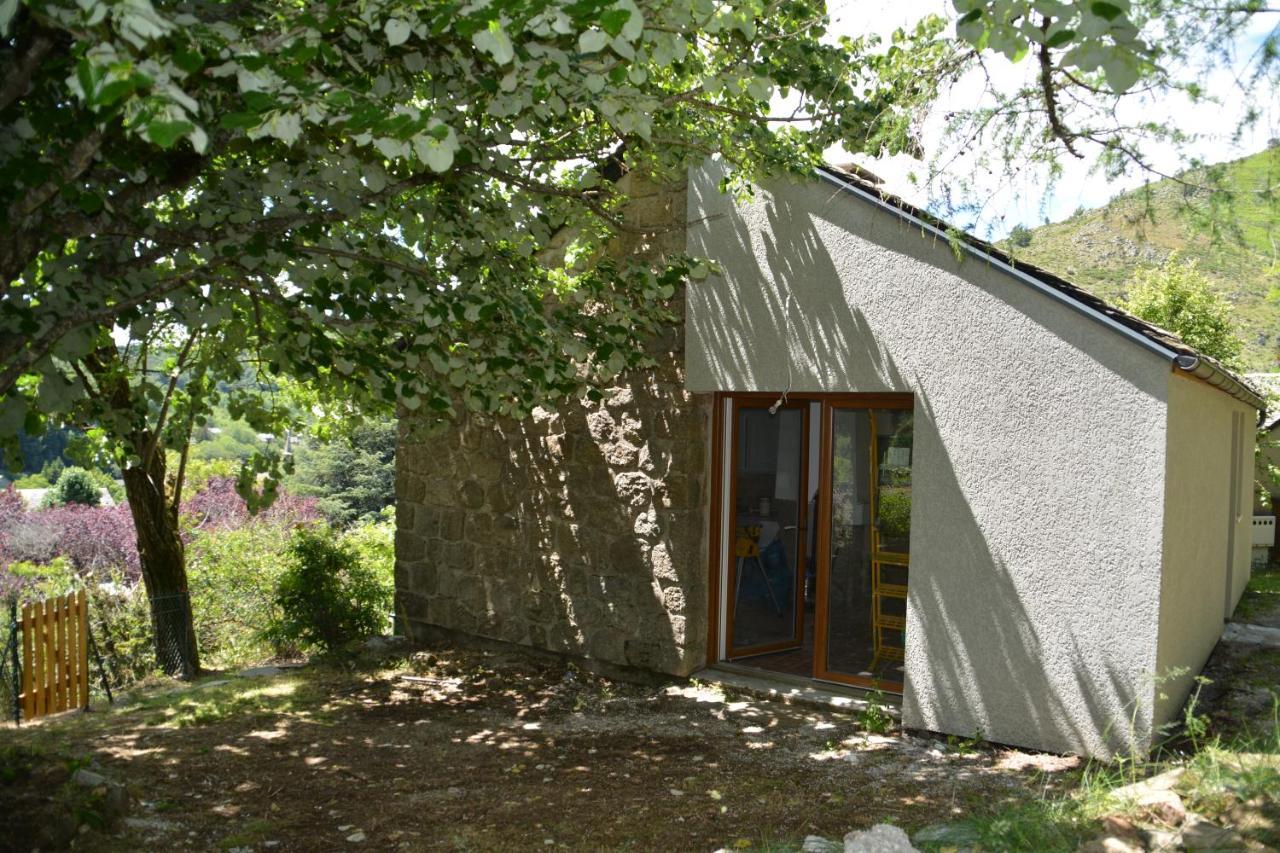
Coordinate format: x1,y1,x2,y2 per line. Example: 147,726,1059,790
20,590,89,719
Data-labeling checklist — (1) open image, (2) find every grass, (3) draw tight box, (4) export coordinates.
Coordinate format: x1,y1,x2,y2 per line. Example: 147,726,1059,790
1235,567,1280,624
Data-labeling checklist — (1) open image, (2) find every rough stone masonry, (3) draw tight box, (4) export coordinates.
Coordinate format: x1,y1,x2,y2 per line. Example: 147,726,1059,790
394,175,712,675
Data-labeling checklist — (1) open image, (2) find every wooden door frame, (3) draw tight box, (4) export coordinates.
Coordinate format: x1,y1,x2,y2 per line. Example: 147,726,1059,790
811,396,913,692
722,396,811,660
706,392,914,677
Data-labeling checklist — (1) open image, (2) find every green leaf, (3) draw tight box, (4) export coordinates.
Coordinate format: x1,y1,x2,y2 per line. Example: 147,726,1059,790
220,111,262,130
385,18,412,46
77,193,104,215
599,9,630,38
147,119,195,149
473,20,514,64
0,0,18,37
173,48,205,74
1045,28,1075,49
1091,2,1124,21
578,28,609,53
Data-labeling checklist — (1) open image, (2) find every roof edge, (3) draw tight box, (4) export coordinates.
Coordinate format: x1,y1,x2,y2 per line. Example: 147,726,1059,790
814,166,1268,417
1174,355,1269,414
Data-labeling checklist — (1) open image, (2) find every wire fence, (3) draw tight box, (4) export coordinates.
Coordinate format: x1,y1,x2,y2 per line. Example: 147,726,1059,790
149,591,197,680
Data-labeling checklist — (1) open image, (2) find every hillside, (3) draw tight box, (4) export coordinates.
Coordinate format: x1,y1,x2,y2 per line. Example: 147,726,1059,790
1008,148,1280,371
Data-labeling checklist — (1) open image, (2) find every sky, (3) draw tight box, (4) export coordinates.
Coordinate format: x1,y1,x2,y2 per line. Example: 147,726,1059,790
820,0,1279,238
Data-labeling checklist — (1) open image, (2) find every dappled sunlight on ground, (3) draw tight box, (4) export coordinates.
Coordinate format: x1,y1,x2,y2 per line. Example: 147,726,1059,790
1,645,1087,851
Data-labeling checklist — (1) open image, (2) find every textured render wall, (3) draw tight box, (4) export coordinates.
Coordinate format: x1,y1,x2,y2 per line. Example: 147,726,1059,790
686,164,1173,756
395,179,712,677
1155,374,1257,725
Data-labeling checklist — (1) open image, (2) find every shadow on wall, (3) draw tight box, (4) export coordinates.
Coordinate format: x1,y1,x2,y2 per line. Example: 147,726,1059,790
686,176,906,394
394,320,711,677
906,392,1156,758
686,172,1163,757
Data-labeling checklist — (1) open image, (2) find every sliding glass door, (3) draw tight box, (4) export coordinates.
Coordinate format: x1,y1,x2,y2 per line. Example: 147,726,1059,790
725,399,809,657
814,402,913,688
716,393,913,690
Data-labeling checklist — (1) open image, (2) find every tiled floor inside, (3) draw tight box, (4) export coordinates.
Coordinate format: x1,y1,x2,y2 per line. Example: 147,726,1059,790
735,613,816,677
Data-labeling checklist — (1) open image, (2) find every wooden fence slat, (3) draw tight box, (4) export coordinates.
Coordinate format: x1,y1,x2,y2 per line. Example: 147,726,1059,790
33,600,43,717
17,592,92,720
62,593,74,711
20,603,34,720
77,590,89,708
33,601,45,717
65,593,77,710
64,593,76,710
54,594,67,713
41,599,53,717
69,592,81,709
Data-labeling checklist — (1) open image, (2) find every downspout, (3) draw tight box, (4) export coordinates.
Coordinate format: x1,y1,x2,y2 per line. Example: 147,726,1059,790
1174,355,1268,424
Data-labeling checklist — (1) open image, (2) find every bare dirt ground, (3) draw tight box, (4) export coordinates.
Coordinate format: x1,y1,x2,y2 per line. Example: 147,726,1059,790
1,644,1084,852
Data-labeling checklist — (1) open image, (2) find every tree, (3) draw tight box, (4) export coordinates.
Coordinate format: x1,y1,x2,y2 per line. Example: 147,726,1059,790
1121,255,1244,368
45,466,102,507
0,0,961,676
943,1,1280,229
289,419,396,526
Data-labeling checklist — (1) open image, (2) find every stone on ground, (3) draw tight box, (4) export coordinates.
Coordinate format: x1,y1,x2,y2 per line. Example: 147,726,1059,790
1181,815,1245,850
801,835,842,853
912,821,980,846
843,824,918,852
1078,836,1143,853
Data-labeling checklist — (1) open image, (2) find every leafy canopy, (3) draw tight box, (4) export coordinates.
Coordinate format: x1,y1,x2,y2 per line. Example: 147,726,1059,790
1121,254,1245,369
1,0,958,477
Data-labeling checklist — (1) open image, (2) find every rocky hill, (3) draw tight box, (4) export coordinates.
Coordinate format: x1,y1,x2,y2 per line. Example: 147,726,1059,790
1008,148,1280,371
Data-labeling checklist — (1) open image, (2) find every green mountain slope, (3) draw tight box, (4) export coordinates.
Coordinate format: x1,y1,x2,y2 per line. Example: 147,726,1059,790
1008,148,1280,371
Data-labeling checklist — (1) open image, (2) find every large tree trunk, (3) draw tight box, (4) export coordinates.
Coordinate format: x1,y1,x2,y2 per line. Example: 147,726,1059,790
121,447,200,679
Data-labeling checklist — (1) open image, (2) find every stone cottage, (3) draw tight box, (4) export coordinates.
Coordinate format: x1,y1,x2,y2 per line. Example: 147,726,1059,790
395,162,1265,757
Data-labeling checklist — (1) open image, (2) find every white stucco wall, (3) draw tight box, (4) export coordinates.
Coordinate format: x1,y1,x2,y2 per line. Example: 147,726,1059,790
1155,374,1258,727
686,164,1175,756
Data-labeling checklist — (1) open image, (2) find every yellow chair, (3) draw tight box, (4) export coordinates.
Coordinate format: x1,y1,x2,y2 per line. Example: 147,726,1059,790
733,525,783,617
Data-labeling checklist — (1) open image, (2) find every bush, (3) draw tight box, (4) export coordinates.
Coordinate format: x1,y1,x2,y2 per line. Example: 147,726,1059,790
181,477,320,532
186,519,298,667
45,467,101,507
11,473,50,489
267,526,391,652
1,501,139,582
339,508,395,594
1121,255,1244,368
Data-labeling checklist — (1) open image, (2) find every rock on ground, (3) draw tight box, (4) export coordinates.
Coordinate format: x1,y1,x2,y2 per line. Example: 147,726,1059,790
843,824,918,852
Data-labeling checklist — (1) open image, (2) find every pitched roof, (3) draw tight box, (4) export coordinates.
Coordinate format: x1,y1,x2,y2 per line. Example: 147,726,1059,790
816,164,1267,414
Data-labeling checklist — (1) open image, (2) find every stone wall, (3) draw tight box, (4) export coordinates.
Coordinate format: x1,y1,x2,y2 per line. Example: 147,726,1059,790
394,178,712,676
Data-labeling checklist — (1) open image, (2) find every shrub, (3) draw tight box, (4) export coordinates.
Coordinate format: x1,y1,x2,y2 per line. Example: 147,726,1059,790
186,519,298,667
877,486,912,539
1,501,139,582
181,477,320,532
1121,255,1244,368
268,526,391,652
11,473,50,489
40,458,64,485
1009,223,1033,248
43,467,101,507
340,508,395,596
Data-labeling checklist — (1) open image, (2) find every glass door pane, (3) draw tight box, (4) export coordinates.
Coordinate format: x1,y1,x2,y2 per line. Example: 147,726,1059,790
818,406,912,687
728,403,806,654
